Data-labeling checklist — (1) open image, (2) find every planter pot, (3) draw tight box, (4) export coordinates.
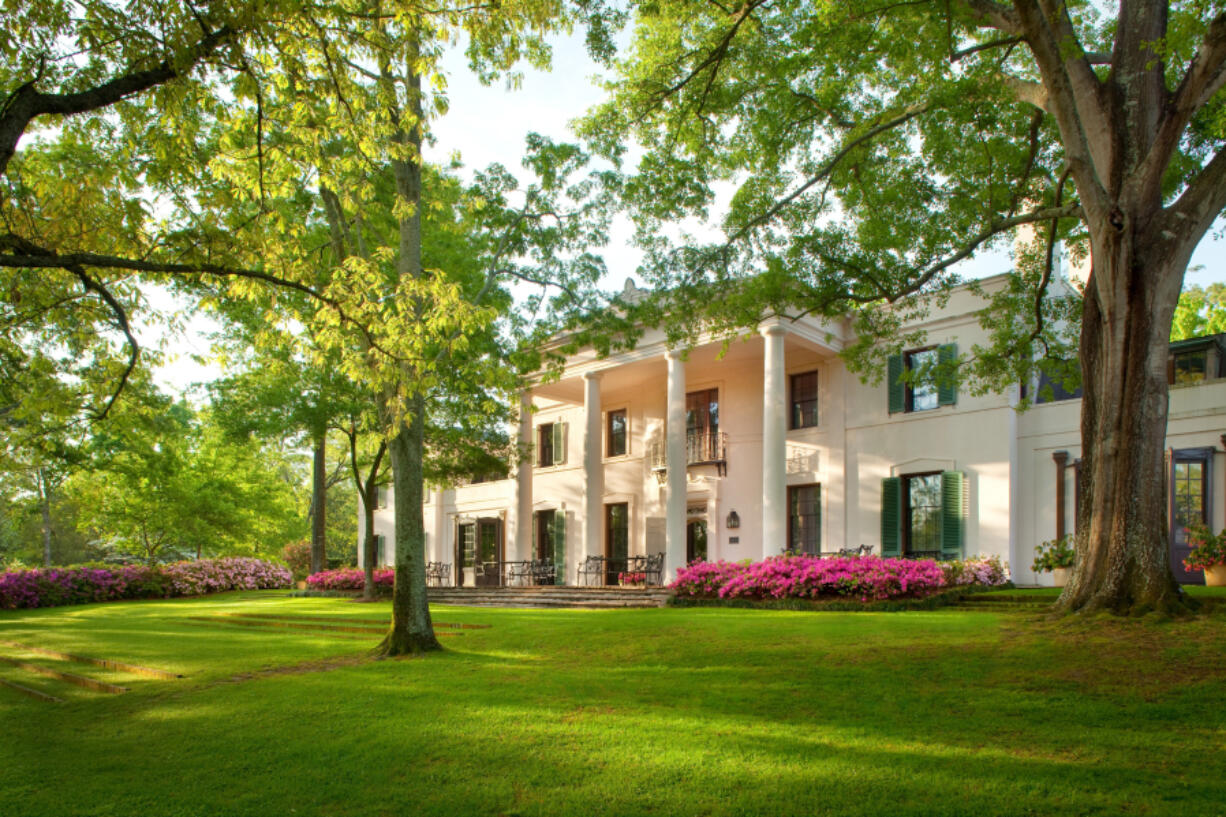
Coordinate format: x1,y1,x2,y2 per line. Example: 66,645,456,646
1050,567,1069,588
296,580,308,590
1204,564,1226,587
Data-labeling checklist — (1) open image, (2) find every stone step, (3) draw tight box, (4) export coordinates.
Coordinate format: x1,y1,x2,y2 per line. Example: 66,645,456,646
427,588,672,609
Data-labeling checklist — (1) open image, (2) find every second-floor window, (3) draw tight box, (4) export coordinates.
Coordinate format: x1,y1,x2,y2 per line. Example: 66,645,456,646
790,371,819,429
686,388,719,436
1172,348,1208,384
887,344,957,414
607,409,627,457
536,422,567,467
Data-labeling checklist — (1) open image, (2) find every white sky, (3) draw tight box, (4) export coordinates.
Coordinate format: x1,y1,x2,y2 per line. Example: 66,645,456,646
153,27,1226,395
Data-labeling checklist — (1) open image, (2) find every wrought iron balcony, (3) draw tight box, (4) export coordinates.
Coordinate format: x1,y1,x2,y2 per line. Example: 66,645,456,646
649,431,728,477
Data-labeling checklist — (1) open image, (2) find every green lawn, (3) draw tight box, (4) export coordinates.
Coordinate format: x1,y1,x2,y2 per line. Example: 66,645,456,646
1,591,1224,817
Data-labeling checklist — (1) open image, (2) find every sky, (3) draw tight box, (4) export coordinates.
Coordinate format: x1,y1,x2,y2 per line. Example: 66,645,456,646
153,27,1226,395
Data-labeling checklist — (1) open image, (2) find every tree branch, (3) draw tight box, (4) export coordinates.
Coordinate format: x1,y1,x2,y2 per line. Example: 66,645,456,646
66,266,139,421
0,25,234,176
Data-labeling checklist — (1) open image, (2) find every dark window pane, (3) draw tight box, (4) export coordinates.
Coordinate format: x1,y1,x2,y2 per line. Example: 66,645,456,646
1174,351,1207,384
906,349,939,412
538,423,554,467
906,474,942,554
608,410,627,457
788,484,821,555
791,371,819,429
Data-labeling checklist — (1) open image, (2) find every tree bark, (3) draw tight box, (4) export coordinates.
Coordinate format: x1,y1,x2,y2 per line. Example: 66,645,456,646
37,468,52,567
363,483,378,601
379,392,441,654
1057,228,1191,615
311,433,327,575
375,37,440,655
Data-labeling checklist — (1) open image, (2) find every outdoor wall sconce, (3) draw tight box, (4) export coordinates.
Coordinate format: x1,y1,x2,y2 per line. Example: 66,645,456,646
726,511,740,529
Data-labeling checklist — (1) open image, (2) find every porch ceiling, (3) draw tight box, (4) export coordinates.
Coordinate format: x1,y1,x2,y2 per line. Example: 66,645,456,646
531,327,839,404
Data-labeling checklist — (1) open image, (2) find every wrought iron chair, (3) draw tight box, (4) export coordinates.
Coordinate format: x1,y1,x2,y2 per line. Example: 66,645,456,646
578,555,605,586
643,553,665,586
506,561,531,587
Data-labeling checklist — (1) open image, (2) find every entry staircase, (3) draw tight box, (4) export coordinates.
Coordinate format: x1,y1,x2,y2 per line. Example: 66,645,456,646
427,585,673,609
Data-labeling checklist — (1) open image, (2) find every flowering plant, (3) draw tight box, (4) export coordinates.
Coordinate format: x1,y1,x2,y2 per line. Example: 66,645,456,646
306,567,394,591
0,558,290,610
618,571,646,586
281,541,312,581
1183,524,1226,571
1031,536,1075,572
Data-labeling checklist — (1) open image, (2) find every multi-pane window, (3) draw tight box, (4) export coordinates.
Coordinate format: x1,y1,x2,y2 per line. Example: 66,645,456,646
787,484,821,555
790,371,819,429
1173,350,1208,384
905,474,943,556
605,503,629,584
535,510,555,561
888,344,957,414
1174,460,1206,529
538,423,555,467
685,389,719,435
457,523,476,569
607,409,627,457
905,348,939,412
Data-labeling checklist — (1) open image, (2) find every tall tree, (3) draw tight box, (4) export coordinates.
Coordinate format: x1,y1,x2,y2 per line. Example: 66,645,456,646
583,0,1226,615
206,2,611,653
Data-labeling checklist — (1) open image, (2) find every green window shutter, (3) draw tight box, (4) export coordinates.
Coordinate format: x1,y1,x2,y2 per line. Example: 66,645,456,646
553,421,567,465
887,354,905,414
881,477,902,556
552,511,567,585
938,343,958,406
940,471,966,559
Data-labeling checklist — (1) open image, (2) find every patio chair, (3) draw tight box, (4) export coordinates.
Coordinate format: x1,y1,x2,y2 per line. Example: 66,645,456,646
577,555,604,586
643,553,664,586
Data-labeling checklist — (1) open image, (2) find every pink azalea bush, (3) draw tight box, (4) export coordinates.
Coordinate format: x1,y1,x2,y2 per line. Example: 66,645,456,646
306,567,394,591
670,554,1008,602
0,558,291,610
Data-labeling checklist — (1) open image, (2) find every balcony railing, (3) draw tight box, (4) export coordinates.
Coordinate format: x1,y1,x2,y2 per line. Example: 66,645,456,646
648,431,728,477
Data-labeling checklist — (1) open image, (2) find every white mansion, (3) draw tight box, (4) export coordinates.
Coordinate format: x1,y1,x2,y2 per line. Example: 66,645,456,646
359,274,1226,587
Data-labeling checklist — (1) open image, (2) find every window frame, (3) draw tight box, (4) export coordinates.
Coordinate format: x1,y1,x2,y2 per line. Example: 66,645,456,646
786,483,821,555
789,370,819,430
606,408,628,458
904,347,940,413
901,471,943,557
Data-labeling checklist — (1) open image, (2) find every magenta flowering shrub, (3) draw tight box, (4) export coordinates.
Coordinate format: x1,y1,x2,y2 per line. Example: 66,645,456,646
0,558,290,610
941,556,1010,587
306,567,394,591
670,554,1004,602
161,558,292,597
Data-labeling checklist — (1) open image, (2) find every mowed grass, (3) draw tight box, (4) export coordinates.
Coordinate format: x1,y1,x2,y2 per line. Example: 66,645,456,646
1,591,1224,817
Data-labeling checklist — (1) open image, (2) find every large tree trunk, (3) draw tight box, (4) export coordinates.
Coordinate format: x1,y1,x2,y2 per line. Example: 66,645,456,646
310,433,327,575
378,392,440,655
1057,230,1191,615
363,484,378,601
37,468,52,567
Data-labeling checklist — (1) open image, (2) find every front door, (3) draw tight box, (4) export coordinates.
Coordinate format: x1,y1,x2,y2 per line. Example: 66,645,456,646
605,503,629,585
475,518,503,587
686,519,708,564
1171,449,1213,585
534,510,555,561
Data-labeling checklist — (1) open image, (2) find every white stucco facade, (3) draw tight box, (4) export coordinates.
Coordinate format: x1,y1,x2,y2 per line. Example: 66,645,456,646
360,274,1226,587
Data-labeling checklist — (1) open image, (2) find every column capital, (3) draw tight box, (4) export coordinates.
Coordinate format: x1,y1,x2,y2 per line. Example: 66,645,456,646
581,370,604,382
760,323,787,338
665,347,685,360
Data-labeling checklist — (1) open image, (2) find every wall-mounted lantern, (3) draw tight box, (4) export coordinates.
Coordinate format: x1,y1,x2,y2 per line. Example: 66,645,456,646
726,510,740,529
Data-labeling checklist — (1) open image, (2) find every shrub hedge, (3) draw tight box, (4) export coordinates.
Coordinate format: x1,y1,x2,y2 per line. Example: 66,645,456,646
0,558,292,610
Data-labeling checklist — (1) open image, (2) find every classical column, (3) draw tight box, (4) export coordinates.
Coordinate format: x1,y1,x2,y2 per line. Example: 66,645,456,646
513,391,533,561
665,350,687,581
761,324,787,560
582,372,604,567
